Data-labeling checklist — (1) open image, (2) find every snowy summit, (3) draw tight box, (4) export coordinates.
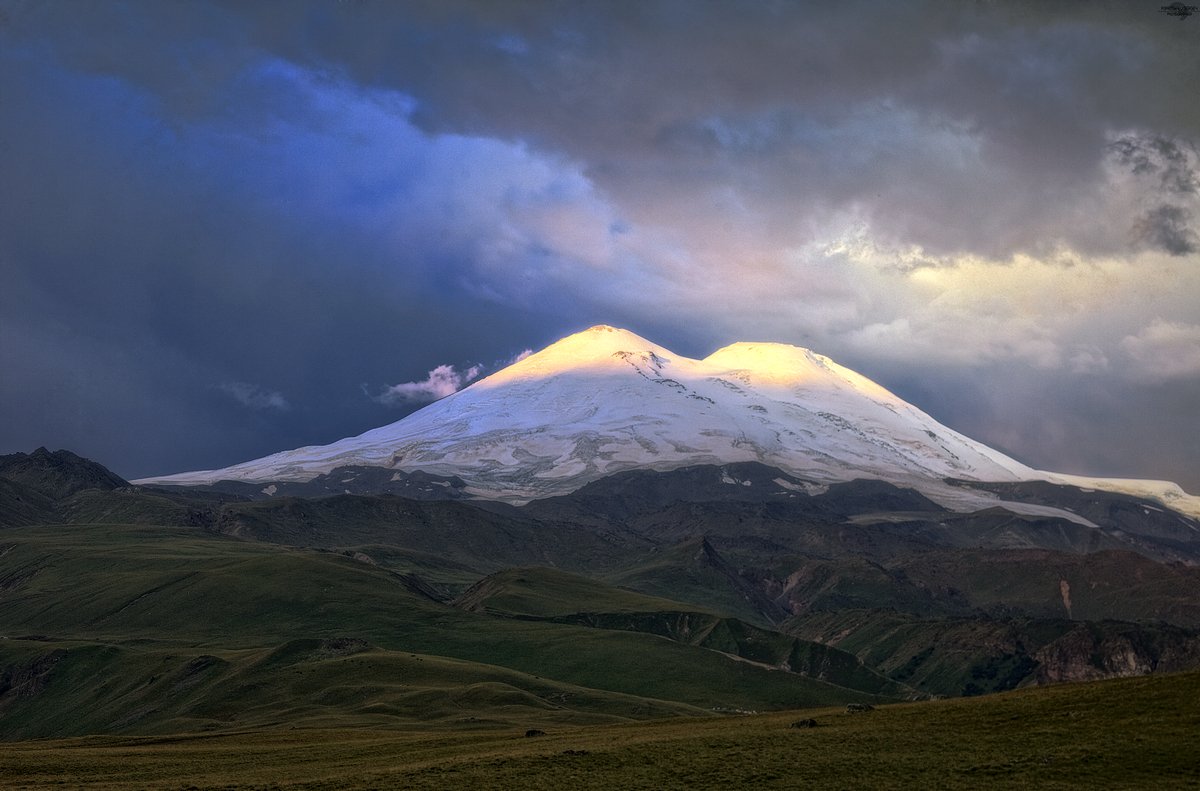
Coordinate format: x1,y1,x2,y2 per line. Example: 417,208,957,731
138,326,1200,515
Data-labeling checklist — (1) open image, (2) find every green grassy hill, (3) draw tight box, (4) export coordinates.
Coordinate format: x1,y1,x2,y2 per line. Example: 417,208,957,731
453,566,716,618
455,566,913,698
0,637,704,740
0,524,895,739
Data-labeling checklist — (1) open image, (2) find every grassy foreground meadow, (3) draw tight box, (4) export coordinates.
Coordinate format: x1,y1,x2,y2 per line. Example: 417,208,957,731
3,669,1198,790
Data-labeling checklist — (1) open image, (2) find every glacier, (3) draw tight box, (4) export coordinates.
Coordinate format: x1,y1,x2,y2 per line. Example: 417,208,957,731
136,325,1200,517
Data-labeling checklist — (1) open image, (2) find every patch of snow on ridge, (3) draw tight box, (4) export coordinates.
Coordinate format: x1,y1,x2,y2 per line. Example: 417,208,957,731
135,325,1198,516
773,478,828,496
1045,472,1200,519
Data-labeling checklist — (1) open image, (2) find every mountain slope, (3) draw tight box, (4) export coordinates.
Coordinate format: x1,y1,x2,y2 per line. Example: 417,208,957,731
0,448,128,501
452,567,914,699
136,326,1200,516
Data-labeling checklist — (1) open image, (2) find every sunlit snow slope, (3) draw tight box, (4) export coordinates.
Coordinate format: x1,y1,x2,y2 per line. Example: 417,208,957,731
139,326,1200,515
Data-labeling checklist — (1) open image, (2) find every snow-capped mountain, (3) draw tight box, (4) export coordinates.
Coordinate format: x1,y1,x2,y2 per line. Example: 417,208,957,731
138,325,1200,516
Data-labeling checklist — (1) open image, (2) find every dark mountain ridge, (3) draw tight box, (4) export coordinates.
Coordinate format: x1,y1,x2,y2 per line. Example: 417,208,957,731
0,447,127,499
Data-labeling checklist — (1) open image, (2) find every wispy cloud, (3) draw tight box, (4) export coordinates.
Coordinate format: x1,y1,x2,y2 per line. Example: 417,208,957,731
375,363,483,405
219,381,290,411
1120,320,1200,381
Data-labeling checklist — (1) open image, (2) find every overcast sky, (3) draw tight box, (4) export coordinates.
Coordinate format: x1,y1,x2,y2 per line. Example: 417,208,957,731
2,0,1198,490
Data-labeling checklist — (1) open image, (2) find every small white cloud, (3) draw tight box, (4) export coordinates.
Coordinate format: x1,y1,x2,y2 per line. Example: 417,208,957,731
1119,320,1200,381
1066,346,1110,375
376,363,483,405
509,348,533,365
219,381,290,411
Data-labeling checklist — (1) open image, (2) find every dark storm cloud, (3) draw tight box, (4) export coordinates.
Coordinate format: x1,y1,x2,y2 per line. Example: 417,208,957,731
13,1,1200,260
195,0,1200,259
1,0,1198,489
0,26,563,476
881,362,1200,493
1135,204,1198,255
1111,134,1200,253
1111,135,1199,194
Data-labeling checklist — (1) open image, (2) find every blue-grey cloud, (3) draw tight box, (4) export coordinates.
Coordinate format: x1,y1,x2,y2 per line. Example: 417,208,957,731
219,382,290,411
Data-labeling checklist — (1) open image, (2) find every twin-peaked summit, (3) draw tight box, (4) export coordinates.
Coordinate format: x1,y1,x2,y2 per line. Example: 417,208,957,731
139,325,1198,514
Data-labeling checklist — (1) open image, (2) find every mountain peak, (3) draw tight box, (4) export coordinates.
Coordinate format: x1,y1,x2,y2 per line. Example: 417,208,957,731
548,325,666,354
0,447,128,499
134,325,1199,517
704,341,820,376
487,325,674,384
704,342,898,399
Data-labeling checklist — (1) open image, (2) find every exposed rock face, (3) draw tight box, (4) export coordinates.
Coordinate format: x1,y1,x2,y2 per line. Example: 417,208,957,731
1059,579,1073,619
786,610,1200,698
1033,625,1200,684
0,649,67,709
311,637,370,660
